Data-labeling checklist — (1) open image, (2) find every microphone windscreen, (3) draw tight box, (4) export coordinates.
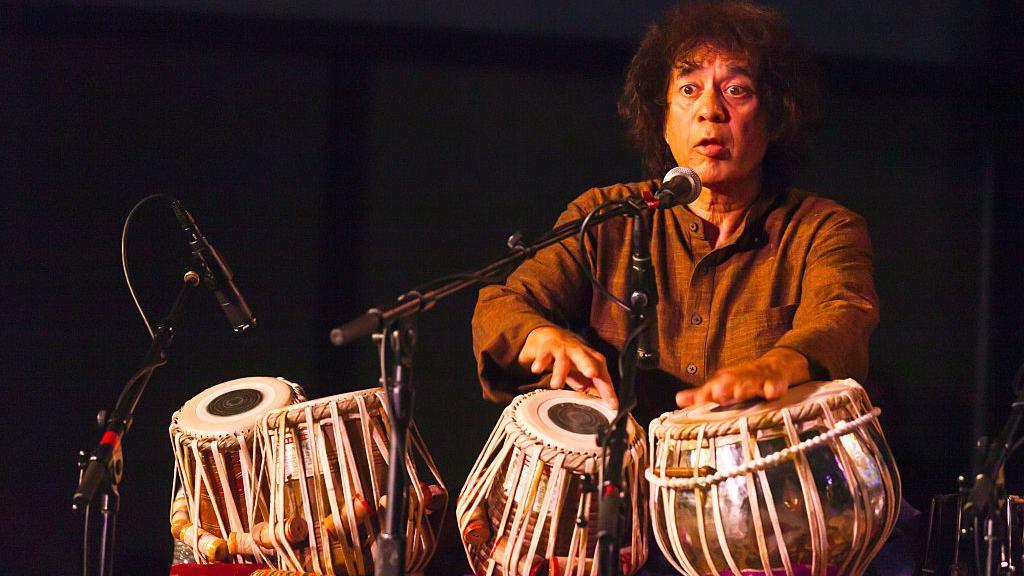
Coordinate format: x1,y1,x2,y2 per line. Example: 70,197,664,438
661,166,702,205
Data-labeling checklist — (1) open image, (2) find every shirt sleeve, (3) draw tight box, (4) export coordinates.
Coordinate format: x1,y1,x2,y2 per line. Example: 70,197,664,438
773,210,880,383
471,190,602,403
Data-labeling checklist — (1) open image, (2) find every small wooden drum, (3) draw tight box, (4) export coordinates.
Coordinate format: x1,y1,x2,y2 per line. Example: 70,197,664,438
254,388,446,575
169,376,307,562
647,379,900,576
458,390,648,576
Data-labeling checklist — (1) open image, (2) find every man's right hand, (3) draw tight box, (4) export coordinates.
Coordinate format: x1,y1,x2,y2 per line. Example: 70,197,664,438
517,326,618,409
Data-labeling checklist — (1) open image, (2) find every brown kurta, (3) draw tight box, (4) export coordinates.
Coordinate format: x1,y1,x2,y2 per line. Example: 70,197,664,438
472,179,878,420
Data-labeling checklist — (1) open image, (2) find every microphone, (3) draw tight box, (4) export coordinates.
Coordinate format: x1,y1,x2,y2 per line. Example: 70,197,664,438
655,166,702,208
629,207,659,371
631,167,700,368
171,199,256,332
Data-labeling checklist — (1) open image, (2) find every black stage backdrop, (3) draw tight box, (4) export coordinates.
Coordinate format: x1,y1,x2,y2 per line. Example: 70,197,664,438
2,2,1022,574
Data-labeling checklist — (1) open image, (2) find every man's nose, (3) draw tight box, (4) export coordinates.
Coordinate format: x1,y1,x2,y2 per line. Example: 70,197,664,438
696,89,727,122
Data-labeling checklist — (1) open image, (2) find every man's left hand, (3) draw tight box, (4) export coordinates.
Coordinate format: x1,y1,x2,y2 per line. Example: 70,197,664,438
675,347,812,407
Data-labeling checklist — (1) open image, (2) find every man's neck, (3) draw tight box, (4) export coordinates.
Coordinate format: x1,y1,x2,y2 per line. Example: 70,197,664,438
688,180,760,249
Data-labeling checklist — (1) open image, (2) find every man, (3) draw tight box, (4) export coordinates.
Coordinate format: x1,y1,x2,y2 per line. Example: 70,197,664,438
472,0,878,425
470,4,918,573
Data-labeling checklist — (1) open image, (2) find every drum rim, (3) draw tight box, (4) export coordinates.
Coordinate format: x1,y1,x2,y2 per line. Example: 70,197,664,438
649,379,871,440
506,389,645,463
169,376,304,442
261,386,386,428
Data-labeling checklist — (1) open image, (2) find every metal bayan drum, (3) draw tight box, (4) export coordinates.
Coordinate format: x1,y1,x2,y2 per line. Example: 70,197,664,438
458,389,648,576
647,379,900,576
255,387,447,575
169,376,307,562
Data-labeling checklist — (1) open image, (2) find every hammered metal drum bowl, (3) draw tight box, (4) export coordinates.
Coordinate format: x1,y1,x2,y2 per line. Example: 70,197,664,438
169,376,307,562
647,379,900,576
458,390,648,576
255,387,447,575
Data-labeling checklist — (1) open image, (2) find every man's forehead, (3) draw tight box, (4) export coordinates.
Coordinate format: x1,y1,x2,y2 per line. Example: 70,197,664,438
675,46,755,76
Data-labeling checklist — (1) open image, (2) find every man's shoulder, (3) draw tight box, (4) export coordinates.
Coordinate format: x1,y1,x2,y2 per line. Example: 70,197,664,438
782,188,868,228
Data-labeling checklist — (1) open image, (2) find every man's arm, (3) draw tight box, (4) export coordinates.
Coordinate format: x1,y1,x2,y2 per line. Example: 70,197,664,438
678,210,879,406
472,187,618,404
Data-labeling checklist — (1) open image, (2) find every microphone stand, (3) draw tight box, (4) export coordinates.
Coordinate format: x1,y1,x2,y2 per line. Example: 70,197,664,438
330,196,663,576
374,311,418,576
72,270,201,576
963,363,1024,576
596,197,655,576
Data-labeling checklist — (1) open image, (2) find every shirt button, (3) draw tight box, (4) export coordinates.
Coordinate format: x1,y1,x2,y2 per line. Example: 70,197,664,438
688,222,699,233
686,363,698,375
691,314,703,325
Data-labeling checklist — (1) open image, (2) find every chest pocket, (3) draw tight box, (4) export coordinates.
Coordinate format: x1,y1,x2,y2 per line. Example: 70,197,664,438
715,303,798,372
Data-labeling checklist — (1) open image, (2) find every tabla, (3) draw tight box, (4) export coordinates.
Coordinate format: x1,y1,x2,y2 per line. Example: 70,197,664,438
646,379,900,576
254,387,446,575
458,389,648,576
169,376,307,562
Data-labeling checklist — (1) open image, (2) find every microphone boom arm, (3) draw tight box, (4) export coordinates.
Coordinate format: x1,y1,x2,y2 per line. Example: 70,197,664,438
330,198,670,346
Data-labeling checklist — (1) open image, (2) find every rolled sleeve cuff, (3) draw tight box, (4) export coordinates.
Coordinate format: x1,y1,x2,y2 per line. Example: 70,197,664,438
773,327,869,383
474,312,559,403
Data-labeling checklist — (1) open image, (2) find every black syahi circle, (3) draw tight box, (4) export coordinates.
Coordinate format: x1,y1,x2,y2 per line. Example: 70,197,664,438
207,388,264,417
547,402,608,435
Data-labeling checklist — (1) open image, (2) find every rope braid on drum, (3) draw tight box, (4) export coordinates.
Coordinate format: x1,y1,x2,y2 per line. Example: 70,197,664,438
645,407,882,490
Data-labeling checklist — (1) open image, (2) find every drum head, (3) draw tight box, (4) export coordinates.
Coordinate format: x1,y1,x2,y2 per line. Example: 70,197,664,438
514,390,633,455
662,378,860,428
175,376,298,436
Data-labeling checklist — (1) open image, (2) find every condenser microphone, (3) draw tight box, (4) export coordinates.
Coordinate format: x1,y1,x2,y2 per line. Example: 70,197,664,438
656,166,702,207
171,199,256,332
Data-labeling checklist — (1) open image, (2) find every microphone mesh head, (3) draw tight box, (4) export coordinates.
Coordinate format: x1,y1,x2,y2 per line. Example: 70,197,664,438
662,166,701,190
660,166,702,205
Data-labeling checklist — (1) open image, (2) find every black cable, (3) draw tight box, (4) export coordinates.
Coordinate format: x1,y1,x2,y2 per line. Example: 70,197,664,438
578,199,632,312
616,317,650,388
112,358,169,424
121,193,175,339
411,269,509,294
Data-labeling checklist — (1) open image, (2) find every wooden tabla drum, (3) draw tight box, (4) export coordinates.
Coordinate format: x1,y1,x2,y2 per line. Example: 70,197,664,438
458,389,648,576
169,376,307,563
647,379,901,576
254,387,446,575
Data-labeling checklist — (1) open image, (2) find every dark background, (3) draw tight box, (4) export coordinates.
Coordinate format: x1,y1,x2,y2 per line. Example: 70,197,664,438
2,1,1022,574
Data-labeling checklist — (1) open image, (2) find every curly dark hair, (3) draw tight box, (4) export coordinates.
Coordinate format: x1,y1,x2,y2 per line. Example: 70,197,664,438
619,0,821,185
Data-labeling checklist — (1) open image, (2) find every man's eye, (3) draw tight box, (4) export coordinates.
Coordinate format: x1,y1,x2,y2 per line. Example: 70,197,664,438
680,84,698,96
726,85,752,97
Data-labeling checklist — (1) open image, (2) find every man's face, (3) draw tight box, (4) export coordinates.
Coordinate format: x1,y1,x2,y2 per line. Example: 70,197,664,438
663,49,770,192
